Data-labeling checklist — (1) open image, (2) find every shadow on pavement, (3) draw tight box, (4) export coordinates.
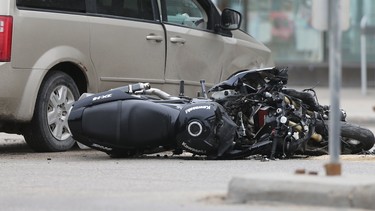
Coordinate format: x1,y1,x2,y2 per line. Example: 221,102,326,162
0,139,33,154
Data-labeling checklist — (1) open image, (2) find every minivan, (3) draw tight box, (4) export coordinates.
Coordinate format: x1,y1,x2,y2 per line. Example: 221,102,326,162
0,0,273,152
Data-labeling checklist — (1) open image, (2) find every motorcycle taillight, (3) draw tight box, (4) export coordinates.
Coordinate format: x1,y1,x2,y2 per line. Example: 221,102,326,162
0,16,13,62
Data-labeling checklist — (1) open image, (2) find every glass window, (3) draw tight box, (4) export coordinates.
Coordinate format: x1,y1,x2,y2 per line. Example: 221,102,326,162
95,0,154,20
215,0,375,64
341,0,375,63
214,0,324,63
247,0,324,63
164,0,208,29
16,0,86,13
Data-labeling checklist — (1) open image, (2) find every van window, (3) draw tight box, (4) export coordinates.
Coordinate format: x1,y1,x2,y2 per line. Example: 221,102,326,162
16,0,86,13
95,0,154,20
164,0,208,29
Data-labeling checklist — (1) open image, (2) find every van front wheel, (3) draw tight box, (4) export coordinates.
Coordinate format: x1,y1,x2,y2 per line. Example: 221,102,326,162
24,71,80,152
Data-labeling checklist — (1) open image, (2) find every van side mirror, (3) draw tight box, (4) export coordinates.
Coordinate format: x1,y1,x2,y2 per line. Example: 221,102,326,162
220,8,242,30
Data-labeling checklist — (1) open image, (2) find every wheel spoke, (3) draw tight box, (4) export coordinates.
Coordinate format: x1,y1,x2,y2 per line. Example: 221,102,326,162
64,100,74,111
52,121,64,140
47,109,59,125
58,86,68,104
49,92,59,108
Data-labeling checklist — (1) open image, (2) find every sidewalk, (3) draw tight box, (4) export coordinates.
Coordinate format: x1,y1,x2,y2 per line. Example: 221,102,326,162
227,174,375,210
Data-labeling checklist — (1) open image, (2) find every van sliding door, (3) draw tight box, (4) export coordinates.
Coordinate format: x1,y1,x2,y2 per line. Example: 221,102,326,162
89,0,166,91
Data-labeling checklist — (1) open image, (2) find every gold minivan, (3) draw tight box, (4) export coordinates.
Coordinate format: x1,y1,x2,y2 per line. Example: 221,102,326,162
0,0,273,152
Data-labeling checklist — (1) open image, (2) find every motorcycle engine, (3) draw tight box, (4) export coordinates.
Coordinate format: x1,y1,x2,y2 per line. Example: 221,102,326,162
175,102,237,158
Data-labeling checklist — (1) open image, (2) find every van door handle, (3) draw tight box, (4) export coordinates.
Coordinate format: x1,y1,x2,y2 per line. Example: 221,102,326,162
170,37,186,44
146,34,163,42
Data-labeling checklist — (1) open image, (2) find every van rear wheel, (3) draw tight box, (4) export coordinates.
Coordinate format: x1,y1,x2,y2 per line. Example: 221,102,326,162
24,71,80,152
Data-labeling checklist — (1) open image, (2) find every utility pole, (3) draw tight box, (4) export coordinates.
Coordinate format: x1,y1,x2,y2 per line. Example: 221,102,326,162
312,0,349,176
325,0,342,176
242,0,248,32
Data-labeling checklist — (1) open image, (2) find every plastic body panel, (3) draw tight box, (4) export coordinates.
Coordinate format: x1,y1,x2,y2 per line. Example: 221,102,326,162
68,90,180,151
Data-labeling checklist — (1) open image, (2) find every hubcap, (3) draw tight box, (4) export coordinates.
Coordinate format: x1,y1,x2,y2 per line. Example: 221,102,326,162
47,85,75,141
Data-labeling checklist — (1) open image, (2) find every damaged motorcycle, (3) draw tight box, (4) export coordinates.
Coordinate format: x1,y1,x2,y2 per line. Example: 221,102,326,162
67,67,375,159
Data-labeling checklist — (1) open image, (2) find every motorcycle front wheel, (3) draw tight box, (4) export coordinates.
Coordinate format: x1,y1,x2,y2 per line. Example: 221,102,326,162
340,122,375,154
312,121,375,155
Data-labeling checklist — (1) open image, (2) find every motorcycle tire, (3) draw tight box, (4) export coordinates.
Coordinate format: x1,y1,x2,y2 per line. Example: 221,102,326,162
312,121,375,155
340,122,375,154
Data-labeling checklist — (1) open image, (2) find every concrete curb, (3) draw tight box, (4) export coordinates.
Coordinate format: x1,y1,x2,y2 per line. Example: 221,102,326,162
227,174,375,210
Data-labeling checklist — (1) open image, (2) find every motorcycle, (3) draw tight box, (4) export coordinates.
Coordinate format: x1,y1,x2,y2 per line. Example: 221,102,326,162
68,67,375,159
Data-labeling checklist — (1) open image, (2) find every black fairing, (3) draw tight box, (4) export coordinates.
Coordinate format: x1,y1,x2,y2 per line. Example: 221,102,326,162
175,102,237,157
209,67,289,93
209,67,275,91
68,90,180,152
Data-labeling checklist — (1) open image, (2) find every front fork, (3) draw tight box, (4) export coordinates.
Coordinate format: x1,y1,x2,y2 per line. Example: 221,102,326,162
270,115,286,159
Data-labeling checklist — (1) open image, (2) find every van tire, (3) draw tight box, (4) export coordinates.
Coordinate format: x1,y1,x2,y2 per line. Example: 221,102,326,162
24,71,80,152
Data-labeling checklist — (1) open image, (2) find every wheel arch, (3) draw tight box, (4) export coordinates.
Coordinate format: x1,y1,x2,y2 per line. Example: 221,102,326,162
49,62,88,95
17,61,89,123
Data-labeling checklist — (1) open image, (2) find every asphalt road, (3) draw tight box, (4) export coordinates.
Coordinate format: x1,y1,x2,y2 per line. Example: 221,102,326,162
1,133,375,211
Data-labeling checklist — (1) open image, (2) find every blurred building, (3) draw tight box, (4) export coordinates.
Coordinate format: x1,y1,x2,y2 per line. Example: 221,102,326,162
213,0,375,87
